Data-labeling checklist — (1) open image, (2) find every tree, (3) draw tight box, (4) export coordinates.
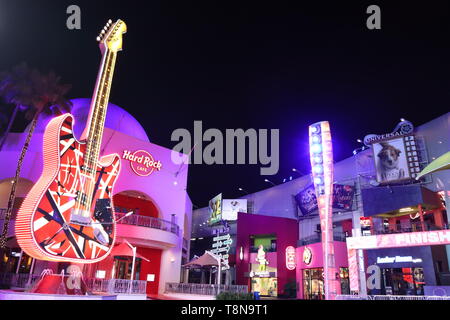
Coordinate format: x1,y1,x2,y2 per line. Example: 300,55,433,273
0,63,72,248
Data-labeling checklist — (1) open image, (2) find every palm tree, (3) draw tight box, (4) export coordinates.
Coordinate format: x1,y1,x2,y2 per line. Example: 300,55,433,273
0,63,72,248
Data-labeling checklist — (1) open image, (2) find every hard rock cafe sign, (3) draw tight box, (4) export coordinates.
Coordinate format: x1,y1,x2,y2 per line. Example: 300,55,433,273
122,150,162,176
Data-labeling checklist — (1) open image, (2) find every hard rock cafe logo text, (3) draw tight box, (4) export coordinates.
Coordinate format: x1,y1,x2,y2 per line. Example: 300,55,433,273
122,150,162,177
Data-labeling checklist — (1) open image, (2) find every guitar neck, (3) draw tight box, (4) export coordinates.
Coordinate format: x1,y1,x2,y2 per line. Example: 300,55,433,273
83,49,117,171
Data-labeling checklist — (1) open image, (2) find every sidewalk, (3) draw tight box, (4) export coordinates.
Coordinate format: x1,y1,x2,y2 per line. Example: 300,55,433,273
148,293,216,300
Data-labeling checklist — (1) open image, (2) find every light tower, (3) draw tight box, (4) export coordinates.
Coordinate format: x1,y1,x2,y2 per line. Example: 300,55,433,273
309,121,338,300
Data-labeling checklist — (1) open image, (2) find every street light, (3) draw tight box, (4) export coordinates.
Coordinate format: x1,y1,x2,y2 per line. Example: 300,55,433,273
264,179,276,186
238,187,249,195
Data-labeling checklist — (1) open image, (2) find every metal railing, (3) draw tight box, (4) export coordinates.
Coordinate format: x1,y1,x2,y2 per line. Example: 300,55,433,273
114,212,180,236
368,223,448,236
85,278,147,295
297,232,348,246
0,273,146,295
0,209,180,237
0,273,40,289
165,283,248,296
336,294,450,300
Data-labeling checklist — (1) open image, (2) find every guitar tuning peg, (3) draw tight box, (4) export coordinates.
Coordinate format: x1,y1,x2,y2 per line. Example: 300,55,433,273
101,30,105,34
108,19,113,24
96,36,101,42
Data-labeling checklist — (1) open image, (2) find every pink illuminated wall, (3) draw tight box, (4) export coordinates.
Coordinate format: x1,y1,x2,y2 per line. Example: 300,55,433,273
296,242,349,299
235,212,298,296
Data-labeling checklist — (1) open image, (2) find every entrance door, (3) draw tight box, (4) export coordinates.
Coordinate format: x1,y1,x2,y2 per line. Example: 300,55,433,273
251,277,277,297
382,267,425,295
113,257,141,280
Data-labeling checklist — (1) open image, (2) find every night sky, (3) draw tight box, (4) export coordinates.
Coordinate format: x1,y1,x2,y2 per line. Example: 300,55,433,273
0,1,449,207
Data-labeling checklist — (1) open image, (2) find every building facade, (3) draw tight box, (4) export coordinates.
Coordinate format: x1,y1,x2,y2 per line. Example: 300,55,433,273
0,98,192,296
190,112,449,299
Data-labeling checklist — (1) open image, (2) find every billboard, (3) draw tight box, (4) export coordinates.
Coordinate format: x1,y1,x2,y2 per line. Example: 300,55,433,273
295,184,355,216
373,138,411,183
364,120,423,183
208,193,223,226
222,199,247,221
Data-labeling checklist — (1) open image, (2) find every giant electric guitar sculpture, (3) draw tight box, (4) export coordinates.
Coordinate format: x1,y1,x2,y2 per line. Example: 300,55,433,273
15,20,127,263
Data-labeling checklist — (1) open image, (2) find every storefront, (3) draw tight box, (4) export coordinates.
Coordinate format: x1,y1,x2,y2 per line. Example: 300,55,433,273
235,213,298,297
296,242,350,299
366,246,448,295
0,98,193,296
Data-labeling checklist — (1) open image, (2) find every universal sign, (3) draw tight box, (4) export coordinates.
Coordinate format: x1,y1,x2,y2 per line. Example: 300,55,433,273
122,150,162,177
363,120,414,146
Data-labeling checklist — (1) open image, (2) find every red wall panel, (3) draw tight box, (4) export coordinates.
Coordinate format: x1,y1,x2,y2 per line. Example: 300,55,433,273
113,194,159,218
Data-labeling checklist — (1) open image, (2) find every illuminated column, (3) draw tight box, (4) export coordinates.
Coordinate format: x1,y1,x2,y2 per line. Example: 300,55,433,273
309,121,339,300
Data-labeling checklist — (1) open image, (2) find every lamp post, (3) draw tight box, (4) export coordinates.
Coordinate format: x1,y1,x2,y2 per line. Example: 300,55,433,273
264,179,276,187
125,239,136,294
238,187,249,195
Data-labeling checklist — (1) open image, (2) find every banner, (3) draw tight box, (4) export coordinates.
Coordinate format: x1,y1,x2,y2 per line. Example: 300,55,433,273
222,199,247,221
208,193,223,226
332,184,355,211
295,184,355,216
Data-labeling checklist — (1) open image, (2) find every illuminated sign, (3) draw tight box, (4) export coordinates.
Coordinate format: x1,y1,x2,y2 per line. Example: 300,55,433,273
363,120,414,145
309,121,338,300
249,270,271,278
122,150,162,176
286,246,296,270
303,247,312,266
211,233,232,270
347,229,450,292
376,256,423,264
208,194,222,226
347,230,450,250
222,199,247,221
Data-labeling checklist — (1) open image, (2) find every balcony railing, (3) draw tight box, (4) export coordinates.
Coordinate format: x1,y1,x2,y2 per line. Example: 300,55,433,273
0,273,41,290
367,223,448,236
165,282,248,296
85,278,147,295
0,209,180,237
114,212,180,236
297,231,348,247
0,273,146,295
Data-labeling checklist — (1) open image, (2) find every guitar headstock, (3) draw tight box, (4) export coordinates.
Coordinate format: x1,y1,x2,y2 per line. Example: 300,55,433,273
96,19,127,53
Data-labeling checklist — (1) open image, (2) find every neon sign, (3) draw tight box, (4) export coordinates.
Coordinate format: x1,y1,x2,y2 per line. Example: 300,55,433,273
122,150,162,176
285,246,296,270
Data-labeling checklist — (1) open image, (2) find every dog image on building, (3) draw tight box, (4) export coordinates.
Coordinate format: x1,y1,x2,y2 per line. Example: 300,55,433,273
376,141,406,182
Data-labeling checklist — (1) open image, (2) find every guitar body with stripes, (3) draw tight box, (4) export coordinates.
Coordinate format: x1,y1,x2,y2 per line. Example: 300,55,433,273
15,113,120,263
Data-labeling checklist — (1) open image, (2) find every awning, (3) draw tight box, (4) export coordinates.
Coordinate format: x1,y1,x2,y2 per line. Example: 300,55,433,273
111,242,149,262
183,251,220,268
416,151,450,180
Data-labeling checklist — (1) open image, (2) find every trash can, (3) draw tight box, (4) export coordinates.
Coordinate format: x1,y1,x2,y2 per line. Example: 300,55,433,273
253,291,260,300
